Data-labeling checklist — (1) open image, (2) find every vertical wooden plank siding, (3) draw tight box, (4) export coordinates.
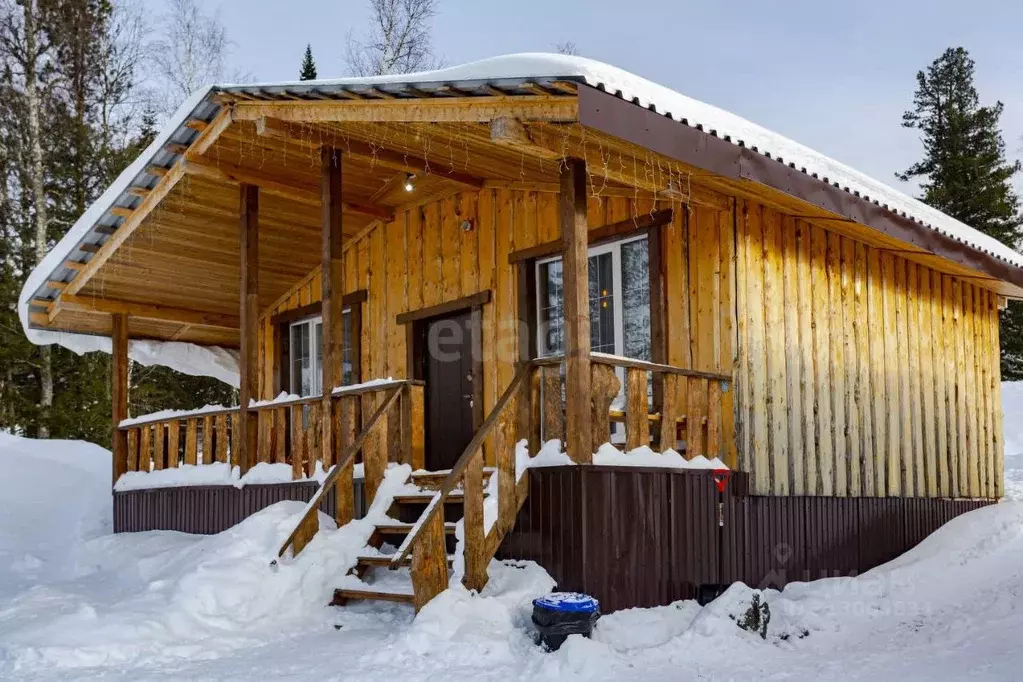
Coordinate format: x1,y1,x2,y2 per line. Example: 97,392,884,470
252,184,1001,501
732,202,1001,498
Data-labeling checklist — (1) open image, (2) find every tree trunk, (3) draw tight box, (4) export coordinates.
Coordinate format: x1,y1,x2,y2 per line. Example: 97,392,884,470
22,0,52,437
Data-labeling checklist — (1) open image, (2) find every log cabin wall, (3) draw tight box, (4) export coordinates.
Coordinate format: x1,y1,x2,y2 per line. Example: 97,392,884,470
254,185,1002,500
735,198,1003,500
256,186,737,467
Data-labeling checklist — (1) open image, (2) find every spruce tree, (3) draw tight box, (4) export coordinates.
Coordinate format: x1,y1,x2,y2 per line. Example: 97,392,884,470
899,47,1023,379
300,43,317,80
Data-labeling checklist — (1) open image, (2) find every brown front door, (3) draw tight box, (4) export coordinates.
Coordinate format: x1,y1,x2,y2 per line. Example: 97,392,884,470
422,311,478,471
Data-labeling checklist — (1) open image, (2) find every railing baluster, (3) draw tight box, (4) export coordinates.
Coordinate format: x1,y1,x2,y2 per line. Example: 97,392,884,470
363,398,387,501
660,374,680,452
126,428,139,472
257,409,271,464
306,402,320,477
274,407,287,464
230,412,241,466
707,380,722,457
202,414,214,464
139,424,151,472
290,404,304,480
215,414,228,463
154,424,167,470
167,419,180,468
185,418,198,465
409,385,425,470
625,367,649,450
541,365,564,443
591,363,619,447
462,449,486,591
687,377,708,457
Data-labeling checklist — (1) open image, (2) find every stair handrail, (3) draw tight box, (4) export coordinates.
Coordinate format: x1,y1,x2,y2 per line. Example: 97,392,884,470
276,385,403,559
390,360,536,568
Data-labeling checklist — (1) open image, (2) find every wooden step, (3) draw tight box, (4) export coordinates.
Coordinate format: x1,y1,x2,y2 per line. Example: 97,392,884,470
393,492,465,505
411,468,495,490
374,521,458,536
357,553,454,568
331,587,414,606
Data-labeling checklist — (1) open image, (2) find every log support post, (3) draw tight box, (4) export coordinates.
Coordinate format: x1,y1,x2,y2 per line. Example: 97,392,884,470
560,158,592,463
238,183,259,473
321,147,352,522
111,312,129,484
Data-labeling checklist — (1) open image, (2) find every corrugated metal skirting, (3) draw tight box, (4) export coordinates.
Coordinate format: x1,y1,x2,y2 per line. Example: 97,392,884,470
113,480,366,534
498,467,991,613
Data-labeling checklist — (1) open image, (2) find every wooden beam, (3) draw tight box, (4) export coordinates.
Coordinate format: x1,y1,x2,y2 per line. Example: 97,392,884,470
146,165,169,177
182,157,394,221
48,108,235,313
238,183,260,473
79,243,101,254
164,143,189,155
111,313,129,485
561,158,592,464
63,260,86,271
255,117,484,190
508,208,674,263
110,207,133,219
491,117,562,160
185,119,208,132
396,290,492,325
127,187,150,198
55,293,239,329
230,95,579,124
321,146,346,499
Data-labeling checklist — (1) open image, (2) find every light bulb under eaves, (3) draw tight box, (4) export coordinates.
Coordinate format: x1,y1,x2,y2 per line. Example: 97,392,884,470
404,173,416,192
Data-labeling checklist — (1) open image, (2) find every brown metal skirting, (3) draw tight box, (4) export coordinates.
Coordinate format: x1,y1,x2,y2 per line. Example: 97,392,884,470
113,480,366,534
577,85,1023,294
497,467,991,613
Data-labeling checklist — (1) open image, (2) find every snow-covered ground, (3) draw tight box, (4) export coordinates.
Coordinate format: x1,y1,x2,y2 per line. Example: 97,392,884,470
2,384,1023,680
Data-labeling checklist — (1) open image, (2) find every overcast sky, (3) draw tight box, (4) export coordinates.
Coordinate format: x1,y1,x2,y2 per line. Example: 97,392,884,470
209,0,1023,195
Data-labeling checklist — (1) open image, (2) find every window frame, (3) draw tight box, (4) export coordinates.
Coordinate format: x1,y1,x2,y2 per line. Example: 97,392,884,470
288,308,357,397
534,232,650,361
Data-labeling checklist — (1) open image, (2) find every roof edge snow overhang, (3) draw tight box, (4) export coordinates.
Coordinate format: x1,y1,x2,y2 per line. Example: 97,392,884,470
578,85,1023,296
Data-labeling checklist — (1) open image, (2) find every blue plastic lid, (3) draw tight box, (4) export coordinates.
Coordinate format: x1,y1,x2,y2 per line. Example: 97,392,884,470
532,592,600,613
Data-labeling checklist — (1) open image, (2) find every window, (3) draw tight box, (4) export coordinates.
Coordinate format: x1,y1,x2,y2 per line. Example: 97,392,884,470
536,234,651,362
289,309,355,396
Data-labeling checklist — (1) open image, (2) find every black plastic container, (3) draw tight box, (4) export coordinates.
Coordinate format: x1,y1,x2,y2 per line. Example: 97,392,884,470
531,593,600,651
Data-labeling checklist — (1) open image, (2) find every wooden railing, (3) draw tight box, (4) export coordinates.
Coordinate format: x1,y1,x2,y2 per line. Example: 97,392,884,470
396,353,731,608
277,383,412,558
120,407,241,472
117,380,426,491
394,361,536,607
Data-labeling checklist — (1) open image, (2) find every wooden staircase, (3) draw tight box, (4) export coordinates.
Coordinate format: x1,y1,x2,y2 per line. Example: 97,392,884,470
331,468,494,606
276,363,537,613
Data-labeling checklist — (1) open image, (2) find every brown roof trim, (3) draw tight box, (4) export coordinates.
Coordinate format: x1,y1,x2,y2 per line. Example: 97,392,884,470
577,85,1023,294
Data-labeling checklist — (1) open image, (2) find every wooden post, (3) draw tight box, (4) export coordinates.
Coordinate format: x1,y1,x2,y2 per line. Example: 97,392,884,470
111,313,129,484
560,159,592,463
321,146,345,475
238,183,259,473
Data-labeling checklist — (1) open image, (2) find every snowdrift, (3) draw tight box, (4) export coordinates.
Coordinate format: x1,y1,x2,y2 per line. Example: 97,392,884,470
2,427,1023,679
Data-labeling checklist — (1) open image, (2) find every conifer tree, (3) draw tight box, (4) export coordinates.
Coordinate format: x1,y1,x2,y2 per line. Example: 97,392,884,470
900,47,1023,379
299,43,316,80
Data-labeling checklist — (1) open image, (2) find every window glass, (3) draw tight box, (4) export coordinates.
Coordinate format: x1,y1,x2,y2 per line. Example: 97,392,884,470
342,310,354,386
290,308,355,397
538,260,564,356
621,239,651,361
589,252,616,354
291,322,311,396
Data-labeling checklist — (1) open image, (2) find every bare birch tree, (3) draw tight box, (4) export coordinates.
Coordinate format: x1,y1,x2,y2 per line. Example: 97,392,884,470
345,0,440,76
149,0,229,113
0,0,53,435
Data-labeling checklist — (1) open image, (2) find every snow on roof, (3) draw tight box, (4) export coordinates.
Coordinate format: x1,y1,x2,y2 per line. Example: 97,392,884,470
19,53,1023,380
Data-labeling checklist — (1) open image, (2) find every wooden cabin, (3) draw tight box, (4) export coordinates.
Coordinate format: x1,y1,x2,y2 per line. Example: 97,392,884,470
20,55,1015,612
